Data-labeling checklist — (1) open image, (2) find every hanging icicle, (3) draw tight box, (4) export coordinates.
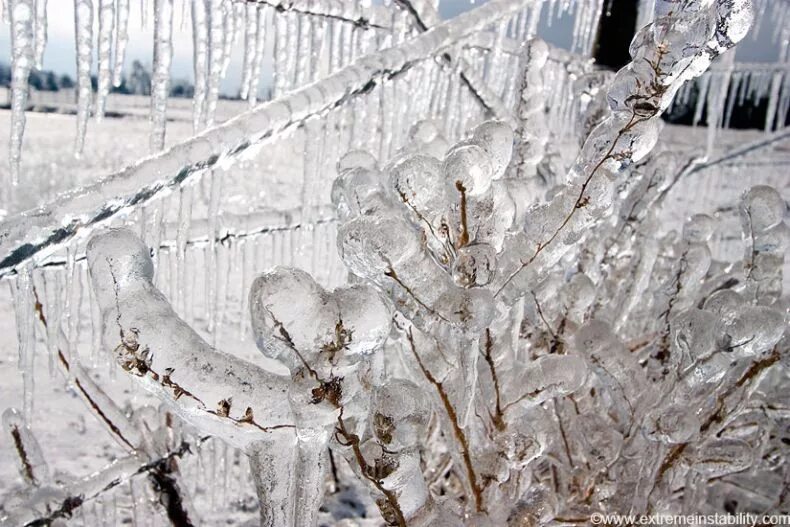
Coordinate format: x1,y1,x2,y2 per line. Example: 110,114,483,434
73,0,93,156
240,4,256,101
33,0,47,69
191,0,209,131
113,0,130,87
248,5,268,106
205,0,224,126
95,0,116,120
150,0,174,152
8,0,35,189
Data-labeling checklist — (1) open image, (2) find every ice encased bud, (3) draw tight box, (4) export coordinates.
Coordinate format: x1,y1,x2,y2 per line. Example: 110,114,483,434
683,213,716,243
333,285,391,357
506,484,557,527
372,379,431,451
472,120,514,180
249,267,391,369
443,143,494,197
337,149,378,173
452,243,497,287
644,405,700,444
331,167,384,219
407,119,448,158
741,185,786,232
702,289,742,318
338,214,422,278
86,227,154,308
250,267,337,366
692,438,753,477
388,154,448,222
516,355,587,405
433,288,495,331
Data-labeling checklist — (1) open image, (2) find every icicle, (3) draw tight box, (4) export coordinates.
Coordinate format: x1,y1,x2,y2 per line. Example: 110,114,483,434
205,0,223,126
13,266,36,420
295,15,311,87
723,71,741,130
273,11,287,97
95,0,115,120
527,0,543,38
33,0,46,69
693,74,711,127
248,5,267,107
140,0,147,28
8,0,35,187
284,12,299,90
175,184,193,316
191,0,208,132
150,0,173,152
112,0,130,87
73,0,93,156
220,0,234,78
240,4,257,101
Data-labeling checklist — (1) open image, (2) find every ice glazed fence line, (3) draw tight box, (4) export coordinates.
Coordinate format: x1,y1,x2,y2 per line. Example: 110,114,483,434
0,0,540,279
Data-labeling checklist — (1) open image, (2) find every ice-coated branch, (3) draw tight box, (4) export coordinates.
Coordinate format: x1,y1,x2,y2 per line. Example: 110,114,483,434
2,408,50,488
0,437,209,527
24,281,204,525
0,0,536,279
240,0,392,30
495,0,755,299
86,228,296,449
394,0,515,122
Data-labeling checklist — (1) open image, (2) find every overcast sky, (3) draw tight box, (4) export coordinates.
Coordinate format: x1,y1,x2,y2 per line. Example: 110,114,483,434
0,0,783,97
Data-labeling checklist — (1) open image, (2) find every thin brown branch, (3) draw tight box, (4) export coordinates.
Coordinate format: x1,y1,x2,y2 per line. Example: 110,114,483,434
495,110,645,298
406,329,485,512
10,426,36,485
335,410,407,527
480,329,505,431
241,0,389,29
455,181,470,248
384,266,450,323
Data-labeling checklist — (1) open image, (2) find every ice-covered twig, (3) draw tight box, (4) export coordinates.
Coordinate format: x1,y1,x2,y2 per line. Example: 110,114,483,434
0,436,209,527
394,0,514,122
27,283,203,525
2,407,50,487
241,0,391,29
86,228,296,449
495,0,755,298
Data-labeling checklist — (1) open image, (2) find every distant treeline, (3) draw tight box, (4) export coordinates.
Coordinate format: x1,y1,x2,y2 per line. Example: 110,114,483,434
0,60,201,99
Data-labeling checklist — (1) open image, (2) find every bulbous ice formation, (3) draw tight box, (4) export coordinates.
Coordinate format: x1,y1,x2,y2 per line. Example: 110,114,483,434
249,266,391,373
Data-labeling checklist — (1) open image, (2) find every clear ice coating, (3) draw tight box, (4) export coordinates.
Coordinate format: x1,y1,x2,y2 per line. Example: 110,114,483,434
150,0,174,151
73,0,93,156
2,0,789,526
8,0,35,186
95,0,115,120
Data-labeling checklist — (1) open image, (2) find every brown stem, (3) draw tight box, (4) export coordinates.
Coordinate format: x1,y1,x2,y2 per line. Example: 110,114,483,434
384,266,450,323
480,329,505,431
406,329,485,512
10,426,36,485
335,411,407,527
455,181,470,248
495,111,646,298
